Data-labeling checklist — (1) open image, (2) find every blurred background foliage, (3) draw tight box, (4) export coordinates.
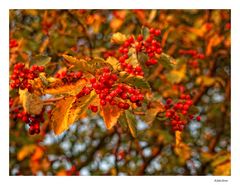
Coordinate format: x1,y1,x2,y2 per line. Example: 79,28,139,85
10,10,230,175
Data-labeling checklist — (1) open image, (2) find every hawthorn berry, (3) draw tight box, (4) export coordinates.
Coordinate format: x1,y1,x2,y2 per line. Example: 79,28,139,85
196,116,201,121
10,63,45,92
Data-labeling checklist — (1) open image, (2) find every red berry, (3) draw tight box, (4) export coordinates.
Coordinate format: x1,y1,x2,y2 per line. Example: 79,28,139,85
118,102,125,109
130,95,138,102
196,116,201,121
91,106,98,113
137,34,143,42
123,103,130,110
149,28,155,34
100,99,106,106
154,29,161,36
181,110,187,115
166,98,172,104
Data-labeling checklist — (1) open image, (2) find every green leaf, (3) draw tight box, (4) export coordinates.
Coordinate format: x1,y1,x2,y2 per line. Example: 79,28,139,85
63,54,93,73
111,32,127,44
137,52,148,65
118,114,128,131
158,53,176,70
30,55,51,67
121,75,150,89
188,106,199,115
39,73,49,86
141,27,150,40
125,110,137,138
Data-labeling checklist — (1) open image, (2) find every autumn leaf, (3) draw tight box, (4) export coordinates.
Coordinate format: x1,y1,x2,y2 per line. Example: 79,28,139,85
31,146,44,161
175,130,182,147
125,48,139,67
111,32,127,44
158,53,176,70
124,110,137,138
166,64,186,84
50,96,76,135
174,131,191,164
19,89,43,115
30,55,51,67
120,74,150,89
68,90,97,124
105,57,120,71
196,76,217,87
144,101,165,125
63,54,93,73
206,34,224,56
100,103,123,129
44,78,87,96
110,18,124,32
89,57,113,71
17,144,36,161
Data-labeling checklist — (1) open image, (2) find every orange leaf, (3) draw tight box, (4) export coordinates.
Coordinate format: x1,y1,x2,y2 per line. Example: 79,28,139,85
17,144,36,161
31,146,44,161
101,103,123,129
50,96,76,135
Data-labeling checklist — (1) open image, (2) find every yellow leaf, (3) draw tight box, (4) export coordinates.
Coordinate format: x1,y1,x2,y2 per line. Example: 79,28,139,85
19,90,43,115
167,64,186,84
68,90,97,124
144,101,165,125
111,32,127,44
175,131,182,147
105,57,120,71
101,103,123,129
125,48,139,67
50,96,76,135
174,131,191,164
63,54,93,73
44,79,87,96
17,144,36,161
196,76,215,87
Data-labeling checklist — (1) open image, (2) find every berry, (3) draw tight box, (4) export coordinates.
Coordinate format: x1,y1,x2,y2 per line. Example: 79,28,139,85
196,116,201,121
100,99,106,106
137,34,143,41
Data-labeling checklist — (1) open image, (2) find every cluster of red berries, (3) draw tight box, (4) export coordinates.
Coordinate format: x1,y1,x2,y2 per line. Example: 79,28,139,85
136,28,162,66
165,94,200,131
10,39,18,48
118,36,144,76
179,49,205,68
76,67,144,112
117,27,162,76
10,63,45,92
179,49,205,59
102,50,116,59
55,70,83,84
11,108,45,135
